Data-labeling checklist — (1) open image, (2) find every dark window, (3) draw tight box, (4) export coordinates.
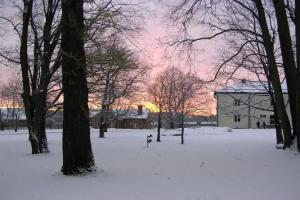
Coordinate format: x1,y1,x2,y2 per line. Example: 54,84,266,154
270,115,275,125
234,115,241,122
260,115,266,118
234,99,240,106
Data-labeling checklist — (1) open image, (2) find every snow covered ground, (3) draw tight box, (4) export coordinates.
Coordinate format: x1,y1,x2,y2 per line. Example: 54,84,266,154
1,127,300,200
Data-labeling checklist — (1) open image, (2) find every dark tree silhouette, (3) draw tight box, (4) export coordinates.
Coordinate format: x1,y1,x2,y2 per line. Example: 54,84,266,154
295,0,300,151
61,0,95,175
253,0,292,147
5,0,62,154
19,0,40,154
272,0,297,141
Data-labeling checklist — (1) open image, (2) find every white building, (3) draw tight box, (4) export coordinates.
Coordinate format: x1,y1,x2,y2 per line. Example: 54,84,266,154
214,80,291,129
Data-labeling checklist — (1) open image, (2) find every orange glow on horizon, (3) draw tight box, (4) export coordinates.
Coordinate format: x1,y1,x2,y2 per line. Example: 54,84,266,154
143,101,216,116
144,102,159,112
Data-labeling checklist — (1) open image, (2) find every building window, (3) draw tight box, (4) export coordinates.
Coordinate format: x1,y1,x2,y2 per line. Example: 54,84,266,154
270,100,273,106
234,99,240,106
234,115,240,122
260,115,266,118
270,115,275,125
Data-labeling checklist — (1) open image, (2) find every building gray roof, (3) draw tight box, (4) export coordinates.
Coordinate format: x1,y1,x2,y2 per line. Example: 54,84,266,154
119,108,149,119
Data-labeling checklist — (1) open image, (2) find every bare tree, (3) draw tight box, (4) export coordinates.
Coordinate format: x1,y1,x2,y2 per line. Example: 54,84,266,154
147,71,168,142
1,0,62,153
271,0,297,141
165,67,182,129
19,0,39,153
87,37,146,138
174,72,201,144
0,77,23,132
253,0,292,147
84,1,145,138
148,67,203,143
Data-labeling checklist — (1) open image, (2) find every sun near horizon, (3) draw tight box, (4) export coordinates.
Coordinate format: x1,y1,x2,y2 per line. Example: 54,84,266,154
144,102,159,112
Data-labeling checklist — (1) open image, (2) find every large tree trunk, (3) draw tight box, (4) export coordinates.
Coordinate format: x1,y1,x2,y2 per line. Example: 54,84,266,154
254,0,292,147
20,0,40,154
263,55,284,145
39,111,48,153
272,98,283,145
34,92,49,153
61,0,95,175
295,0,300,152
272,0,297,139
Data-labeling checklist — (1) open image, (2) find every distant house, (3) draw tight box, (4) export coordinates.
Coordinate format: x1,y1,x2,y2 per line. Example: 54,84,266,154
112,105,150,129
47,109,98,129
90,105,151,129
214,80,291,129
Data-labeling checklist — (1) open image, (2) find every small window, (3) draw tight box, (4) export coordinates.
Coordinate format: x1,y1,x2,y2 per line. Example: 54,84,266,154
270,100,273,106
234,115,241,122
234,99,240,106
270,115,275,125
260,115,266,118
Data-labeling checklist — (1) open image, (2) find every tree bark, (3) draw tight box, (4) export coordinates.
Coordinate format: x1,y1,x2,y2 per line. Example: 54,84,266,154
262,52,283,145
254,0,292,147
34,92,49,153
295,0,300,152
272,0,297,139
272,98,283,144
61,0,95,175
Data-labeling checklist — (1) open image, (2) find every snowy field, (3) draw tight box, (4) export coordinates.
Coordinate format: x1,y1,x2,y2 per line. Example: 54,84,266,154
1,127,300,200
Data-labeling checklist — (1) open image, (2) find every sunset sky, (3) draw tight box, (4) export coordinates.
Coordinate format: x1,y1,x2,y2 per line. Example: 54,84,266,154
0,0,219,115
132,1,218,115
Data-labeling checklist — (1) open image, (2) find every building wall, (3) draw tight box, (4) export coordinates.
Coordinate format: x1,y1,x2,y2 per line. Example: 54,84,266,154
217,93,249,128
90,115,150,129
216,93,291,129
115,119,149,129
